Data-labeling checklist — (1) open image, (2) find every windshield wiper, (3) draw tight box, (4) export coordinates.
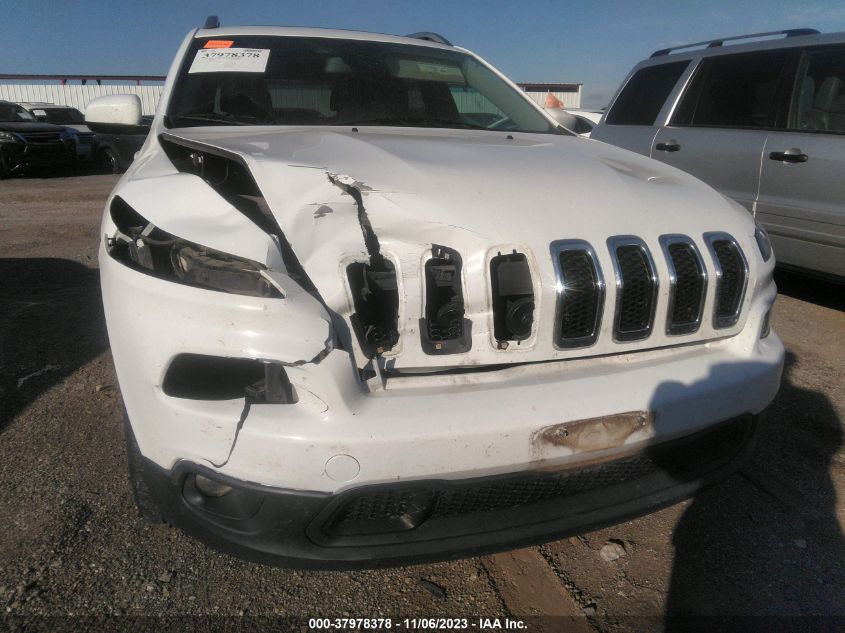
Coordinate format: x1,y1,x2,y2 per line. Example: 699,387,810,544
169,112,263,127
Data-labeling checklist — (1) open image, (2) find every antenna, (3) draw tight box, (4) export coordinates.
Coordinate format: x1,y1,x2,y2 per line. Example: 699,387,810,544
203,15,220,29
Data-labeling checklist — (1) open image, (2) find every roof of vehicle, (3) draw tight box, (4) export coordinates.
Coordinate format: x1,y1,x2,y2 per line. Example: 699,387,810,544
192,25,457,51
634,29,845,69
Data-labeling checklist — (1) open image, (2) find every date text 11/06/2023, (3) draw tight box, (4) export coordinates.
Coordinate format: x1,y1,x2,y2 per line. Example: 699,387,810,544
308,618,528,630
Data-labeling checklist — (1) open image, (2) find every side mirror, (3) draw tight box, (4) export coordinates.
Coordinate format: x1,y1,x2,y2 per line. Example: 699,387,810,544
543,107,579,130
85,95,148,134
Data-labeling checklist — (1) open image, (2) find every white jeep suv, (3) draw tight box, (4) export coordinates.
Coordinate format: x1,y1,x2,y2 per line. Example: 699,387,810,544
86,21,784,568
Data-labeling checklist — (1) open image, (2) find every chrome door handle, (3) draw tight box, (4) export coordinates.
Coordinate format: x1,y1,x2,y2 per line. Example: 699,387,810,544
655,141,681,152
769,149,808,163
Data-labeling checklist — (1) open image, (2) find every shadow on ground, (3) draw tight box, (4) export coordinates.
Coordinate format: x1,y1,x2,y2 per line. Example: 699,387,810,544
774,268,844,312
0,258,107,430
663,352,844,631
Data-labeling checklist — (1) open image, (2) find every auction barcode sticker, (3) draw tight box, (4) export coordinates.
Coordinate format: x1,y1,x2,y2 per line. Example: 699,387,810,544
188,48,270,73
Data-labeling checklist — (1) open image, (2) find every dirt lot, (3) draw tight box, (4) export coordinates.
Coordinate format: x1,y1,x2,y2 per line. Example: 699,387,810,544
1,174,843,631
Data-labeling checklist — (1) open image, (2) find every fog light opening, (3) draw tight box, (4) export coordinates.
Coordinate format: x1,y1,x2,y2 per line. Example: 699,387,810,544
195,474,234,498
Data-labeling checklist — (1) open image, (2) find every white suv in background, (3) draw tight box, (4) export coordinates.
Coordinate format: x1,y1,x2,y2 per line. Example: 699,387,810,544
85,20,783,568
592,28,845,280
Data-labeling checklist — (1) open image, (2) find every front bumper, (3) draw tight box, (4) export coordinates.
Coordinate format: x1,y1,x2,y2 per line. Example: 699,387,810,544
3,142,72,171
138,414,757,569
101,244,784,493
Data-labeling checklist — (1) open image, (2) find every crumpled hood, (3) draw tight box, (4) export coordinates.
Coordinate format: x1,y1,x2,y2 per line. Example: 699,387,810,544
162,126,743,246
158,126,758,371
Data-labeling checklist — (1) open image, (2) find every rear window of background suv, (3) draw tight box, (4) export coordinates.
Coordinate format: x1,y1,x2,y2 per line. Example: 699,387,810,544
605,61,690,126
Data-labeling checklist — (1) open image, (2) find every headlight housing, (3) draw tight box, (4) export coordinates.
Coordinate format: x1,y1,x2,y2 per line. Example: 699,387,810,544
108,197,282,298
754,222,773,262
0,131,22,144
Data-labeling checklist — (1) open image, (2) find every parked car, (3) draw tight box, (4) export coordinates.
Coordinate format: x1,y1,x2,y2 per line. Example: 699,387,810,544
94,115,152,173
0,100,73,178
591,28,845,279
17,102,97,165
86,20,783,568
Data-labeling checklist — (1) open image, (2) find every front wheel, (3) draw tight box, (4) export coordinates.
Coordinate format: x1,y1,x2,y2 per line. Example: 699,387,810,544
0,151,11,179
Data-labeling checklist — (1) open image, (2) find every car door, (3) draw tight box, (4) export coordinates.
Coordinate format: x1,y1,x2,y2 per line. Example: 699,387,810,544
591,60,691,155
756,45,845,277
650,49,797,214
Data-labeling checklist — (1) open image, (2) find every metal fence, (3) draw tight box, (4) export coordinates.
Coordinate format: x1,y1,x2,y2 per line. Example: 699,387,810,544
0,84,164,115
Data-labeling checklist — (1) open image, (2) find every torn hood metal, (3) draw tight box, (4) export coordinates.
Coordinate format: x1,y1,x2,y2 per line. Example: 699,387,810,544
154,126,758,370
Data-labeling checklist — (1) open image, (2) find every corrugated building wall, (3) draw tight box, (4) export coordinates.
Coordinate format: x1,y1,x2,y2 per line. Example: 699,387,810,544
0,84,164,115
517,84,582,109
522,91,581,108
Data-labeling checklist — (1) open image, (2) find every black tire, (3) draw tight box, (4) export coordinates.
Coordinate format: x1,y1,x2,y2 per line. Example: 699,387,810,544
99,148,122,174
0,151,11,179
124,410,165,523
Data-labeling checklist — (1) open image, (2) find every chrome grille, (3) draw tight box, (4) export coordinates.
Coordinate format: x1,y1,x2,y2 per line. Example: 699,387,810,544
551,240,604,349
661,235,707,335
705,233,748,328
608,237,658,342
546,234,747,348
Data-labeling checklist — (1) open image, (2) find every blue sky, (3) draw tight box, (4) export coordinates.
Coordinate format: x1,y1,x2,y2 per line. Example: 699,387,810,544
3,0,845,108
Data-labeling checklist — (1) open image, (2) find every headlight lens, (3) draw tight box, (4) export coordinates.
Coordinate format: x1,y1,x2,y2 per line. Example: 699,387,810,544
754,222,773,262
0,131,22,143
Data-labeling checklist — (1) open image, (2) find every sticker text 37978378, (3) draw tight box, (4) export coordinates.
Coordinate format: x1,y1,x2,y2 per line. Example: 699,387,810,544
188,48,271,74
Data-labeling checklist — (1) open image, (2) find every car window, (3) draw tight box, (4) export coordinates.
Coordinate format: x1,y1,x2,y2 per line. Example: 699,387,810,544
40,108,85,124
788,46,845,133
167,36,558,134
673,50,790,128
604,61,689,126
0,103,35,122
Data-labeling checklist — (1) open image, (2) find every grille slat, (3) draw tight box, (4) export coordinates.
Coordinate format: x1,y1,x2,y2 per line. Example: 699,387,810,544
610,238,658,341
706,233,748,328
20,132,63,143
551,241,604,348
662,236,707,335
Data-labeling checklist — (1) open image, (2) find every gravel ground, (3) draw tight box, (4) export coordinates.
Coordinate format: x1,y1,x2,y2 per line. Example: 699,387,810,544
0,174,843,631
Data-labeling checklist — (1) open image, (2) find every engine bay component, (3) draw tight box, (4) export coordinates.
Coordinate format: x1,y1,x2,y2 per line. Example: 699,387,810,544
420,245,472,355
346,261,400,356
490,252,535,343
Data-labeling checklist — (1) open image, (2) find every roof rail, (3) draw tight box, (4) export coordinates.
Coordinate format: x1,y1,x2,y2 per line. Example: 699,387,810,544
406,32,452,46
203,15,220,29
650,28,819,57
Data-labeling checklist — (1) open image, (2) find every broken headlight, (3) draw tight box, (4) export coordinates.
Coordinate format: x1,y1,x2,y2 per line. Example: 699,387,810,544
108,196,281,298
170,243,277,297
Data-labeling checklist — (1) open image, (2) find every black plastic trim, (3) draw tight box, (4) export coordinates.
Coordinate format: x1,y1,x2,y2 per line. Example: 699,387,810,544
134,415,757,569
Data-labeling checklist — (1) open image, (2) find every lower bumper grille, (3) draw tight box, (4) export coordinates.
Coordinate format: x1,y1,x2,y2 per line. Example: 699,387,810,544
319,416,753,541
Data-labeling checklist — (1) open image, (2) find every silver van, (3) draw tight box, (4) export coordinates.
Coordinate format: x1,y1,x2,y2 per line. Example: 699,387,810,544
591,29,845,279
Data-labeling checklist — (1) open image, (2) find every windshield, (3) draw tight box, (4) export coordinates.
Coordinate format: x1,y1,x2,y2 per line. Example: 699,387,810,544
166,36,558,134
0,103,36,123
38,108,85,124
